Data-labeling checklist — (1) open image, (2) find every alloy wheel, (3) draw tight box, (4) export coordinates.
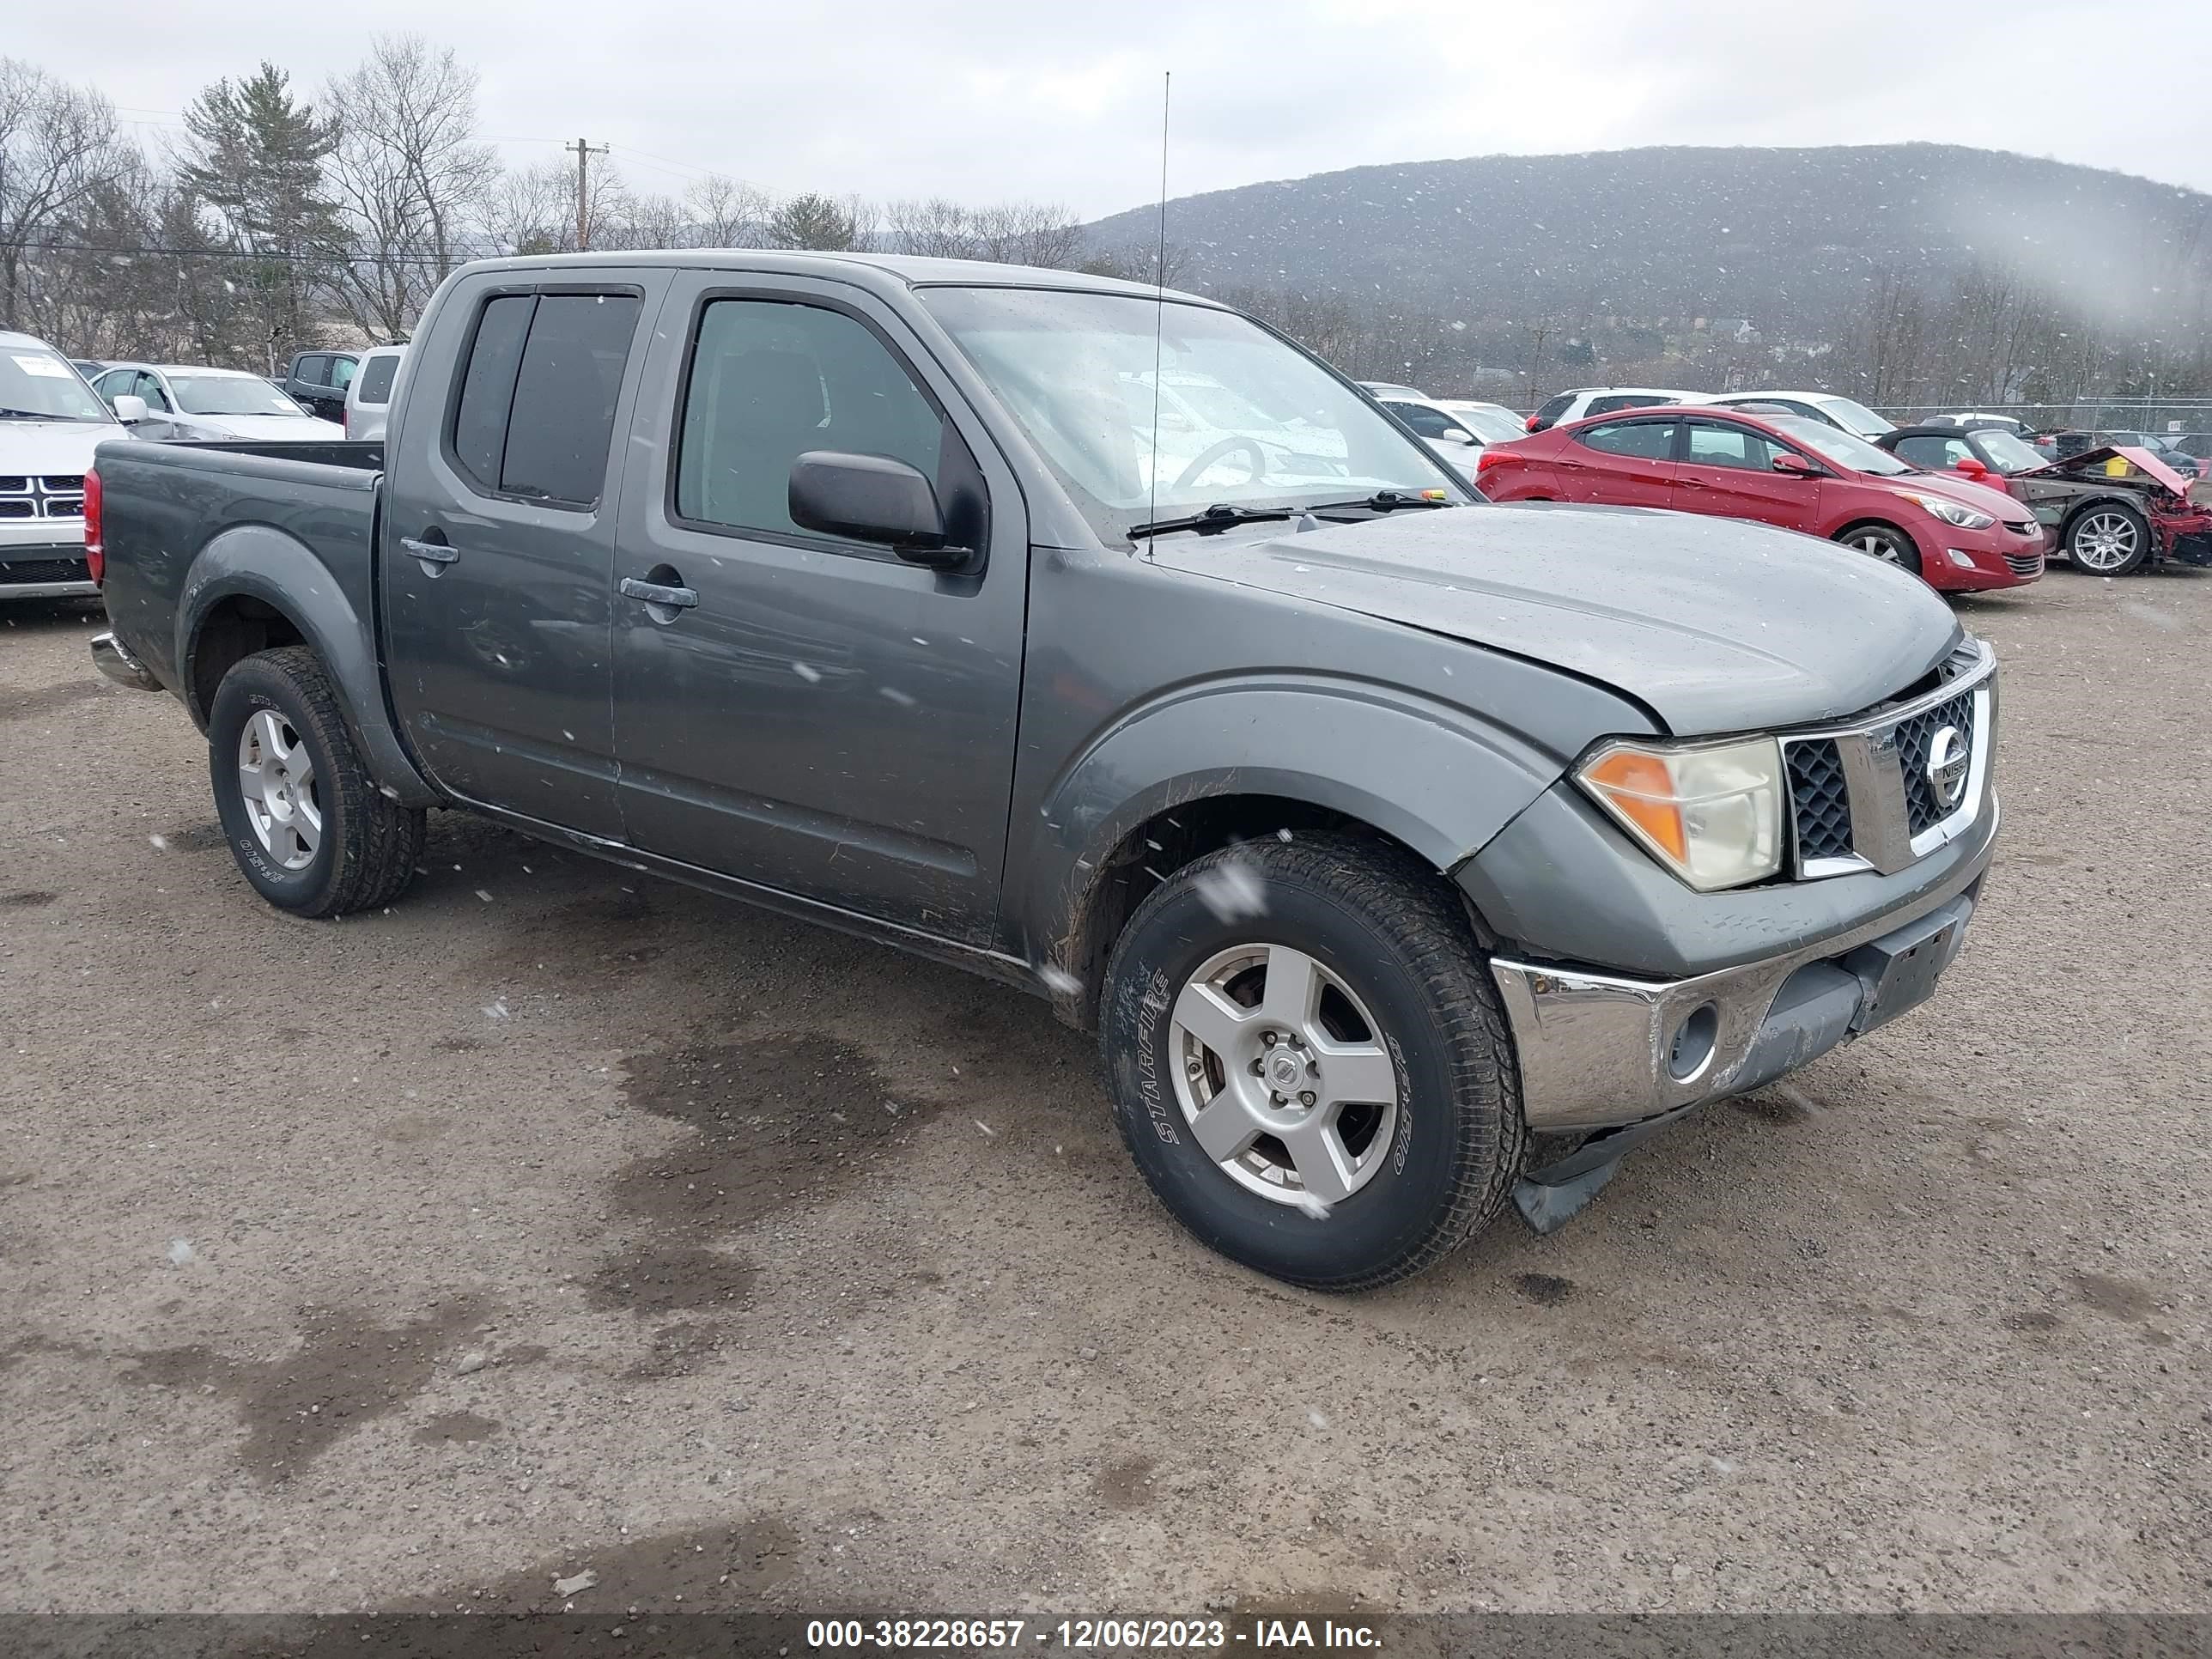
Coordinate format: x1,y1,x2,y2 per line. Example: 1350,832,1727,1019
236,708,321,869
1167,942,1400,1208
2070,511,2141,573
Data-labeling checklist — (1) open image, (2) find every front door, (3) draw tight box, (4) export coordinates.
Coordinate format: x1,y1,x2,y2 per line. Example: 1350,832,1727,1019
382,270,672,839
1552,416,1680,507
609,276,1029,945
1674,418,1820,532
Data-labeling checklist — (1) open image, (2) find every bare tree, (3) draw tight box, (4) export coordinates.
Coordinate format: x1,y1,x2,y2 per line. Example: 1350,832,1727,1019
325,35,495,340
0,58,128,331
682,173,769,246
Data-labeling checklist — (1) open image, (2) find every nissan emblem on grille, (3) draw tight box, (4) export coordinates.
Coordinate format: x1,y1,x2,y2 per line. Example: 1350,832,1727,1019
1925,726,1969,812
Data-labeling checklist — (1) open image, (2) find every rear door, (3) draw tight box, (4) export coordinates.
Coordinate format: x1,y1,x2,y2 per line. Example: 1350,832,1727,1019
606,273,1029,945
1674,418,1819,531
1551,416,1680,507
382,269,672,839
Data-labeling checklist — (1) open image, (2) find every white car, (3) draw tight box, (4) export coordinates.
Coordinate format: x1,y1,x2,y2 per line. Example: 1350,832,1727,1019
344,343,406,441
1706,390,1895,440
1,330,129,601
1364,392,1524,483
1526,385,1698,433
89,363,344,442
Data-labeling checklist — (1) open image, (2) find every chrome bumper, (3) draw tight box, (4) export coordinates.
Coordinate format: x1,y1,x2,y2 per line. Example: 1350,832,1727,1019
1491,806,1995,1132
89,630,162,692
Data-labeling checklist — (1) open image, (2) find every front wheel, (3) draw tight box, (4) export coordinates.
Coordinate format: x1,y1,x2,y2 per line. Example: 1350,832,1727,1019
208,646,425,917
1100,835,1526,1291
2064,502,2151,575
1837,521,1923,576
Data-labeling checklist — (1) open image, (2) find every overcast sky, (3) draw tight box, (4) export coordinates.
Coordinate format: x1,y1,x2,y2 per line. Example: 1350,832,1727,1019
16,1,2211,218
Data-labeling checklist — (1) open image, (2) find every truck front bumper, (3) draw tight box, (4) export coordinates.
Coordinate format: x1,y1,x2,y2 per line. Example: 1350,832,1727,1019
1476,797,1997,1133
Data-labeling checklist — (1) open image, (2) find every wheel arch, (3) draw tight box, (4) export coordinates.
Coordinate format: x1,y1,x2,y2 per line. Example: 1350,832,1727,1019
179,525,439,806
1016,683,1563,1029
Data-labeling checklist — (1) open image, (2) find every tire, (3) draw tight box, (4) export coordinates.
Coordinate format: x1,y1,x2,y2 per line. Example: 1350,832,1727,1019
1836,521,1923,576
207,645,425,918
2063,501,2152,575
1099,833,1526,1291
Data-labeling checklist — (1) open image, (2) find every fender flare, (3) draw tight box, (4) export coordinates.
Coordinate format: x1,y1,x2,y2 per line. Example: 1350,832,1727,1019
178,524,439,806
1013,674,1575,969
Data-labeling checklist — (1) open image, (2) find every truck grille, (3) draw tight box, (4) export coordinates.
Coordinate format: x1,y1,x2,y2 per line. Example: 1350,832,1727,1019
1,556,92,586
1787,738,1853,862
1896,689,1978,836
1779,641,1995,879
0,474,84,520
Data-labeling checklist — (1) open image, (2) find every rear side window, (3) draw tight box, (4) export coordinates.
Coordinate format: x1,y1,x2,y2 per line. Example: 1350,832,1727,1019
357,354,399,404
1532,392,1576,427
1895,434,1966,470
1577,420,1678,461
450,291,642,509
1587,393,1679,417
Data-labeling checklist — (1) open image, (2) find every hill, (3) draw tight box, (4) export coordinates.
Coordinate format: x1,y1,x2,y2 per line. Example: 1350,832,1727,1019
1083,144,2212,341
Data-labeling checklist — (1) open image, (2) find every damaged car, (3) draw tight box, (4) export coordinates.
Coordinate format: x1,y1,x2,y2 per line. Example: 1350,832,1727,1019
1877,426,2212,575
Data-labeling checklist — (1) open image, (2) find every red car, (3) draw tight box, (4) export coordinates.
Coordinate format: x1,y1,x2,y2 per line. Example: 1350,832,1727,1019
1476,405,2044,592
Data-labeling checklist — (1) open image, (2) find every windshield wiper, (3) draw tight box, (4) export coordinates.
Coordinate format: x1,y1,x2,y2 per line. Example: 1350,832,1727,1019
1127,490,1455,541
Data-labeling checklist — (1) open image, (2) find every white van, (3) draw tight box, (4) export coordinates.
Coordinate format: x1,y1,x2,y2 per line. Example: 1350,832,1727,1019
1,331,130,601
345,343,406,441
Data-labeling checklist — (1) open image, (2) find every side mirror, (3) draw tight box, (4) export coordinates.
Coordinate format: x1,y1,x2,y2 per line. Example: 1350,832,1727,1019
112,394,149,424
1440,424,1477,446
788,451,963,568
1953,457,1990,481
1771,452,1819,477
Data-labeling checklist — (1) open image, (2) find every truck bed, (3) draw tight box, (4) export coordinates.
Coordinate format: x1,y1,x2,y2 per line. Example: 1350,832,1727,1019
93,437,386,708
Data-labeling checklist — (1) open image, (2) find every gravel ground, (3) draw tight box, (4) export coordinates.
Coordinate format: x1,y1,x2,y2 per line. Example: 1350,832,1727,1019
2,569,2207,1619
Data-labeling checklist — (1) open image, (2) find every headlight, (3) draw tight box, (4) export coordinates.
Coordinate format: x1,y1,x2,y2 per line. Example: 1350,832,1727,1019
1901,492,1995,530
1577,736,1785,891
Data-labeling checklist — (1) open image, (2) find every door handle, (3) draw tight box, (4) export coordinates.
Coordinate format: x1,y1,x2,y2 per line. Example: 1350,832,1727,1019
399,536,459,564
620,576,699,611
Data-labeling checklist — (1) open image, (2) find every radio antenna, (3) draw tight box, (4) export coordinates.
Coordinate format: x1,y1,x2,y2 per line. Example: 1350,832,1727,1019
1144,70,1170,557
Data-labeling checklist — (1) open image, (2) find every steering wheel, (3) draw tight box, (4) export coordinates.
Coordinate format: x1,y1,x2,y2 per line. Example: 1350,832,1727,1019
1171,435,1271,492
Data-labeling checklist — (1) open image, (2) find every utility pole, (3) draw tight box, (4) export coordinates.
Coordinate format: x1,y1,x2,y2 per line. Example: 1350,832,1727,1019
567,138,610,251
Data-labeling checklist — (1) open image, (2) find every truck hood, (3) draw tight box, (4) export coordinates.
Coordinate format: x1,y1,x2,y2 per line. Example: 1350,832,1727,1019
0,418,128,471
1153,501,1960,734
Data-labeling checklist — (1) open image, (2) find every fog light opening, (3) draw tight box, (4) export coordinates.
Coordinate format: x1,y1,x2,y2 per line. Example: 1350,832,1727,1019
1945,548,1978,569
1668,1003,1719,1082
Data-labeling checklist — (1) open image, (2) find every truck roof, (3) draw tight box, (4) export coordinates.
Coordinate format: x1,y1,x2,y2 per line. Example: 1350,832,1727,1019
448,249,1218,307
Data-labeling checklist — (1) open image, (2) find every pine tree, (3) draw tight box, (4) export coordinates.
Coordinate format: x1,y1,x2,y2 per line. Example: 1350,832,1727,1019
179,63,342,369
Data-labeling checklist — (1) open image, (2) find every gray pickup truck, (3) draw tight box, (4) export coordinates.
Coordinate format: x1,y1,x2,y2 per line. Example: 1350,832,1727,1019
86,252,2000,1290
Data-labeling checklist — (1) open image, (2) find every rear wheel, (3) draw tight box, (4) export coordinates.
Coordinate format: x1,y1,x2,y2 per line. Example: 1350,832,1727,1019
1836,521,1923,576
208,646,424,917
2064,502,2151,575
1099,834,1525,1291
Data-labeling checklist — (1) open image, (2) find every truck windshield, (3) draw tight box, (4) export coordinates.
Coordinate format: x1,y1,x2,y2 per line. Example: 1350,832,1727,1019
919,286,1463,541
0,347,110,422
170,375,308,416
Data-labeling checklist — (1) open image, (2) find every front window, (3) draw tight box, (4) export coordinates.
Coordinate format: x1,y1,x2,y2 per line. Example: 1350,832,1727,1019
918,286,1461,541
170,375,309,416
1813,396,1892,434
0,346,111,422
1769,415,1913,476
